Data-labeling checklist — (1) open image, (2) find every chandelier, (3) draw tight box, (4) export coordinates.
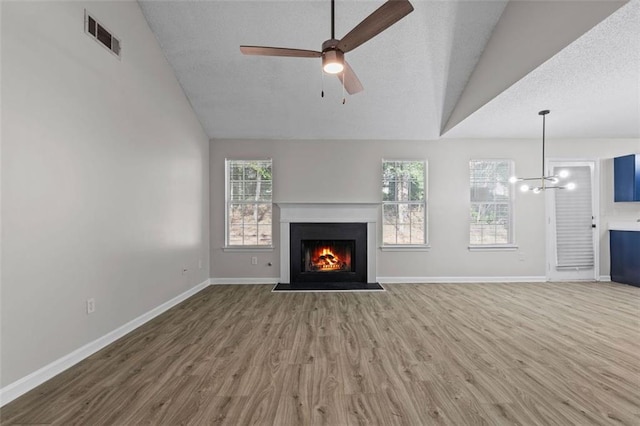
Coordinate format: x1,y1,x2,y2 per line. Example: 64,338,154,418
509,110,575,193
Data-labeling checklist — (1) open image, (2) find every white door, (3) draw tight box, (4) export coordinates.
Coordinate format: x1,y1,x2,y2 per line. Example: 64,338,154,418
546,160,599,281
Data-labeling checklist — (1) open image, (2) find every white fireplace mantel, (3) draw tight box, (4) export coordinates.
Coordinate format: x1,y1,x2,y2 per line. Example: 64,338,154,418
277,203,379,284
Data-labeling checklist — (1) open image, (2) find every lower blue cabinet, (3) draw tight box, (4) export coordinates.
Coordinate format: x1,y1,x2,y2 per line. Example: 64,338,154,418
610,230,640,287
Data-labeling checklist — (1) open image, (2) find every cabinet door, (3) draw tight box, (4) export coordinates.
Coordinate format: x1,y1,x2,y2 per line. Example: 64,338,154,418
610,230,640,287
614,154,640,202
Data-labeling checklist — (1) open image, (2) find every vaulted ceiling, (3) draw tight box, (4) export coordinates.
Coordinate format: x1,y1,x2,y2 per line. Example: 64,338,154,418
139,0,639,140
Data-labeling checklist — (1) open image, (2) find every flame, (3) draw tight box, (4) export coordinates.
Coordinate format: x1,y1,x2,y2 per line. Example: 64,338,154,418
313,247,342,270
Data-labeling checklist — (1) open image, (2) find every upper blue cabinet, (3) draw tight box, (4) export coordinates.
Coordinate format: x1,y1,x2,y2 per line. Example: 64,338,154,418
614,154,640,202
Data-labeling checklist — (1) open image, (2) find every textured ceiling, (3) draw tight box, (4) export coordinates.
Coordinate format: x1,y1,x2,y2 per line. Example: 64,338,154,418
139,0,640,140
445,0,640,139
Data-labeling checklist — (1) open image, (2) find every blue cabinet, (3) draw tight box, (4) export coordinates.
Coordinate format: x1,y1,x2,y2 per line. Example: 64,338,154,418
614,154,640,202
610,230,640,287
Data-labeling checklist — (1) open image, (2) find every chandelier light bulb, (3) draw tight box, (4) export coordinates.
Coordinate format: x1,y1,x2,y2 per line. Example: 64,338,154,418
549,177,559,184
509,176,518,184
520,184,530,192
533,187,541,194
566,182,576,190
558,170,570,178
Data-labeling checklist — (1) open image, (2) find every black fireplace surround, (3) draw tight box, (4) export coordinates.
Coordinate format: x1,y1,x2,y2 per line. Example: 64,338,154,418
290,222,367,284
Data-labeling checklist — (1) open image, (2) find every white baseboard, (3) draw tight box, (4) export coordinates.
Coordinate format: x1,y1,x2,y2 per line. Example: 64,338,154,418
210,278,279,285
0,279,210,407
378,276,547,284
599,275,612,282
210,277,549,285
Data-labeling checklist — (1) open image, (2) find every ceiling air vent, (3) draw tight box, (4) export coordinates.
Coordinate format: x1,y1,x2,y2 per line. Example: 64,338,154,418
84,10,121,58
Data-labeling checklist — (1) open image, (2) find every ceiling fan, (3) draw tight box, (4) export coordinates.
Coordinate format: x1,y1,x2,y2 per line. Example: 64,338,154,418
240,0,414,96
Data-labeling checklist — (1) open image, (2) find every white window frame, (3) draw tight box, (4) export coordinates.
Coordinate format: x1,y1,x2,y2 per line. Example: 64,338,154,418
469,159,517,251
381,159,429,250
224,159,273,251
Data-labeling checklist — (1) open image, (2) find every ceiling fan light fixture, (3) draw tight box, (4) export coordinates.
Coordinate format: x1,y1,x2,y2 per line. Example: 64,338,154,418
240,0,414,95
322,49,344,74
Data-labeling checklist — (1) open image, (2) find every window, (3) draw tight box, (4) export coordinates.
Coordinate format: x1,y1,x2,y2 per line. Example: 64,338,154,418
226,159,272,247
469,160,514,246
382,160,427,245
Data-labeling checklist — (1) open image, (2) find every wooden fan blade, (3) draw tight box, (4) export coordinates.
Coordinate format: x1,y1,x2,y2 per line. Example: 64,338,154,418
337,61,364,95
240,46,322,58
337,0,414,53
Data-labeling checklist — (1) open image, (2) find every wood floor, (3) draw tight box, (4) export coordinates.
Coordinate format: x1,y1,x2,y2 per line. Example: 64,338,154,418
2,282,639,425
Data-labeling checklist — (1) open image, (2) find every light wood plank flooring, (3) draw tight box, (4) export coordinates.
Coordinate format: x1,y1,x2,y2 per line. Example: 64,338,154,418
2,282,639,425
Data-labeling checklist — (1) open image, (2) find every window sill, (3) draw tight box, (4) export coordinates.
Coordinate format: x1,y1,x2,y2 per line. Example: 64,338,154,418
380,245,431,252
223,246,274,253
468,245,518,252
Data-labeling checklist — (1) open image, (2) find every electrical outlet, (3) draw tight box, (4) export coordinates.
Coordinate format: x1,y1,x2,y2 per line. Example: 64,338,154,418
86,298,95,314
251,256,258,265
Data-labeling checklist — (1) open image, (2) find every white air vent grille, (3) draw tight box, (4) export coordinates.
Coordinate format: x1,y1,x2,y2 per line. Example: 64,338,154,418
85,10,121,58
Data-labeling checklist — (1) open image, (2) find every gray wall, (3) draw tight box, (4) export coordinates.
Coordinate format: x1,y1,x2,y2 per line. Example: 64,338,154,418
1,1,210,387
210,138,639,281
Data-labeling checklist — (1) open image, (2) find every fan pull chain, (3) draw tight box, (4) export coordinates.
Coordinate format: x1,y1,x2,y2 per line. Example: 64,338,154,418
321,69,325,98
342,72,346,104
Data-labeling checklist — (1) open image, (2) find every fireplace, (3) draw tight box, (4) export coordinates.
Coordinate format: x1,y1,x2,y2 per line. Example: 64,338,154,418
290,222,367,284
277,203,378,285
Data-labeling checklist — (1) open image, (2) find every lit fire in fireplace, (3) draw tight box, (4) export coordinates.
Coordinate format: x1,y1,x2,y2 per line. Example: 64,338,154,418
309,246,350,271
316,247,341,270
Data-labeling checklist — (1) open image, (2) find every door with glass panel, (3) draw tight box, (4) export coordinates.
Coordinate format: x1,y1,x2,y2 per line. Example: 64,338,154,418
546,160,598,281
